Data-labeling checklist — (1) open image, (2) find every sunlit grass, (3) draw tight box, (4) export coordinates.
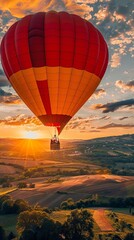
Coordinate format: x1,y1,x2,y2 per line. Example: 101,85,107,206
0,187,17,196
115,212,134,228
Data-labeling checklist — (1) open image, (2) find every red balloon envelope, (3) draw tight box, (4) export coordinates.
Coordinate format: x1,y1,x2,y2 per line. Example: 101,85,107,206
0,11,108,134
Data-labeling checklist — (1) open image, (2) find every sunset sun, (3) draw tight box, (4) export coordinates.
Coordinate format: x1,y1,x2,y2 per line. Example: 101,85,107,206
23,131,39,139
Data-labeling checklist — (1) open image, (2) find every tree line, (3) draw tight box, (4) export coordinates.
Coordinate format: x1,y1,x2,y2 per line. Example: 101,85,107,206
60,196,134,210
1,195,134,216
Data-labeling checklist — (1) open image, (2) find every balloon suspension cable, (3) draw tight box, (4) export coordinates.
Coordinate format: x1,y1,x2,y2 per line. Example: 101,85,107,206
50,126,60,150
46,126,53,138
54,127,59,138
55,127,57,137
46,126,59,139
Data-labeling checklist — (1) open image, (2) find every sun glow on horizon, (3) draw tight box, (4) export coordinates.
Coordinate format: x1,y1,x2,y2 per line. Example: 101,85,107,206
23,130,40,139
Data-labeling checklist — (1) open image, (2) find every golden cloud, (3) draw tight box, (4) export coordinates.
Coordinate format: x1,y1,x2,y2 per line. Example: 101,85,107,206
0,0,93,18
113,12,126,21
91,103,104,110
115,80,134,93
110,53,121,68
75,0,97,3
92,88,106,99
0,0,38,17
95,7,108,21
0,94,22,104
0,114,41,126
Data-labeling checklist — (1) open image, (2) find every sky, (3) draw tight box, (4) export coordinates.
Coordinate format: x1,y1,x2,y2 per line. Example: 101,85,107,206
0,0,134,140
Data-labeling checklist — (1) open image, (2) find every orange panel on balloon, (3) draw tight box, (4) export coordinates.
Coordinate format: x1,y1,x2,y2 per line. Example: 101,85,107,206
10,70,46,116
9,72,42,116
69,75,100,116
9,66,100,118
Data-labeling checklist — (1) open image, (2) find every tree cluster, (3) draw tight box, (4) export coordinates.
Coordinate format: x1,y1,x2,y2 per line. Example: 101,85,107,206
108,212,133,232
23,166,94,179
17,209,94,240
60,196,134,210
0,195,29,214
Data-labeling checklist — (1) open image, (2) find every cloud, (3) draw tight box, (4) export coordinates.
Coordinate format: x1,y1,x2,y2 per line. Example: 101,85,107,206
114,6,129,21
124,71,128,74
92,103,102,108
0,88,12,96
107,0,133,19
0,0,93,18
2,95,22,104
0,77,9,87
92,99,134,113
128,46,134,57
94,0,134,59
0,114,41,126
0,69,4,76
0,11,17,38
98,122,134,129
92,88,106,99
94,7,108,21
115,80,134,92
0,69,10,87
95,1,133,35
65,115,110,131
0,0,42,17
110,53,121,68
76,0,97,3
110,33,132,56
0,88,22,104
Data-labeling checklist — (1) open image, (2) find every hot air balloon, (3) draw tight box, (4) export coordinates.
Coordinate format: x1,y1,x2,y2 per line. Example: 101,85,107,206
0,11,108,149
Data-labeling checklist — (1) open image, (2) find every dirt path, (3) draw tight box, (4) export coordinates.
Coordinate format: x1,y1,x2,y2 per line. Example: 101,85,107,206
93,209,114,232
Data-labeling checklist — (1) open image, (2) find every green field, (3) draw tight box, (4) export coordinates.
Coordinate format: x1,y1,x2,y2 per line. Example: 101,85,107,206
0,214,18,235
